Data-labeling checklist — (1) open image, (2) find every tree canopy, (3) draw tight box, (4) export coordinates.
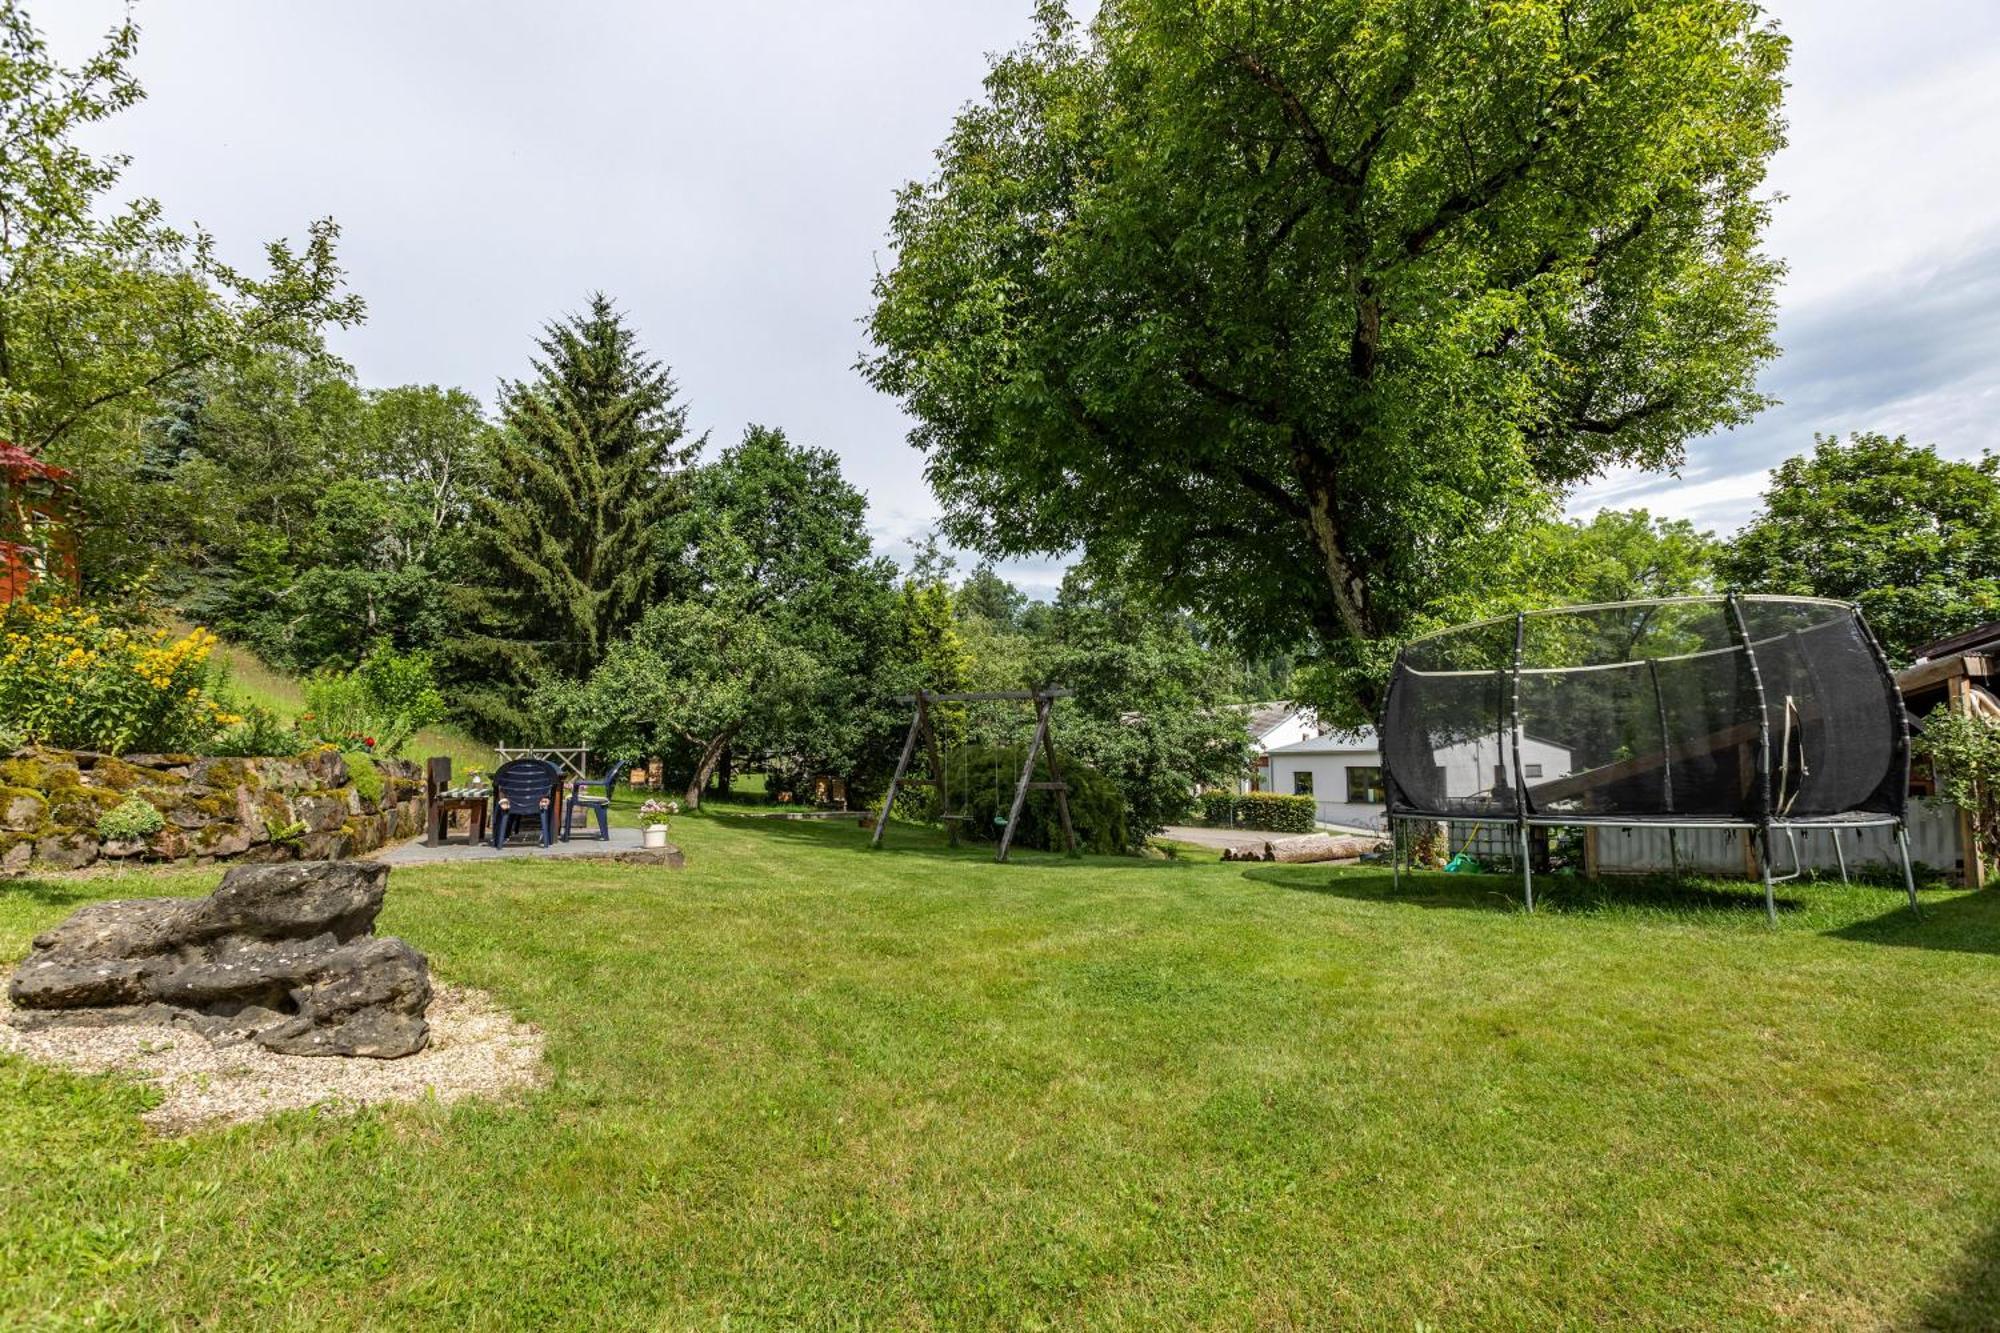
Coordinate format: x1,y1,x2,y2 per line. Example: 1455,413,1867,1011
1719,433,2000,664
455,295,696,733
867,0,1787,719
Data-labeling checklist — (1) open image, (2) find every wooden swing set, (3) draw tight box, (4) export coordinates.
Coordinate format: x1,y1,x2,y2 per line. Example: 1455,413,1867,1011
870,687,1078,862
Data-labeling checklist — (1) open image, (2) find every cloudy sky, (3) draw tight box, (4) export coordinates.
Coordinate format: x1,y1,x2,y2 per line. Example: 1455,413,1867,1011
38,2,2000,593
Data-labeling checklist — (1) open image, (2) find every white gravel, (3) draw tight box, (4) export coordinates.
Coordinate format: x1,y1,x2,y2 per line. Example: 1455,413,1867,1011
0,982,546,1135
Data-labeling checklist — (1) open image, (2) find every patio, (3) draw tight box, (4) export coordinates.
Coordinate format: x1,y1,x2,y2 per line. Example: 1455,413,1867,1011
375,824,682,867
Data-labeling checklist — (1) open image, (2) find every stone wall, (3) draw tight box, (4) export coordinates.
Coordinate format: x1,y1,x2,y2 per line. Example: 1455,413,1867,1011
0,747,424,874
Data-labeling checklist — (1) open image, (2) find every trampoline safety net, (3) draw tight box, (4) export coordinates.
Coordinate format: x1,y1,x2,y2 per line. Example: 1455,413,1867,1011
1380,596,1907,826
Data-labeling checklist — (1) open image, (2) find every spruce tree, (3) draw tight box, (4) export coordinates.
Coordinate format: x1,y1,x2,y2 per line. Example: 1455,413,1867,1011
455,294,696,736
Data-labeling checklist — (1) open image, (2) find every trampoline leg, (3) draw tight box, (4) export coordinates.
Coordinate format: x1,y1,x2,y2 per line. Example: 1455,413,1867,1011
1833,828,1849,886
1390,820,1402,894
1758,826,1778,928
1519,822,1535,914
1668,827,1682,883
1896,823,1922,917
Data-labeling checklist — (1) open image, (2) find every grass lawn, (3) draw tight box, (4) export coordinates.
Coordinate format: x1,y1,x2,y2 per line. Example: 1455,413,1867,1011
5,801,2000,1329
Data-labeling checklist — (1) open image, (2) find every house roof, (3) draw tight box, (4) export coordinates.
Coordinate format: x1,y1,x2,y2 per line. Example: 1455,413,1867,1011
1241,700,1307,740
1267,727,1380,756
1913,620,2000,663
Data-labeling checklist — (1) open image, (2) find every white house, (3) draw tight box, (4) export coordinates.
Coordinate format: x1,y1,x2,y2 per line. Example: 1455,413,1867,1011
1265,727,1576,830
1239,701,1320,792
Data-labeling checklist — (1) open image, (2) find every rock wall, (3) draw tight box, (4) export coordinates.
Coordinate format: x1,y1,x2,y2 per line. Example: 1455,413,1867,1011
0,748,424,874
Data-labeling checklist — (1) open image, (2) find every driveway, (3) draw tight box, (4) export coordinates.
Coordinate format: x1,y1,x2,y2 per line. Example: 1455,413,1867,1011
1156,824,1387,851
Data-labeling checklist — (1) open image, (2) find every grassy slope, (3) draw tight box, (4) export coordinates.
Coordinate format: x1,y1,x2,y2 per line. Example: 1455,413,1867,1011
204,634,497,775
3,801,1999,1329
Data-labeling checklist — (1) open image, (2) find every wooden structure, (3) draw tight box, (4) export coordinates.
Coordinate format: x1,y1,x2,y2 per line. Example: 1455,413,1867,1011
871,688,1078,862
495,745,590,781
423,756,489,847
1899,624,2000,887
0,442,76,604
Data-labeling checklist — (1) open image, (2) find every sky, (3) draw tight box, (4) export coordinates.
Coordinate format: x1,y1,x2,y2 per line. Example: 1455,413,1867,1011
36,1,2000,596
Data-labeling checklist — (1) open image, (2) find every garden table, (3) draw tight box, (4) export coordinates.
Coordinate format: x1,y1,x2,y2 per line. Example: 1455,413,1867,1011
425,786,491,847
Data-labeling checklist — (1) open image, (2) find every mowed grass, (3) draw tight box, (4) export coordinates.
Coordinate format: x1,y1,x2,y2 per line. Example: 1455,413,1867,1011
4,802,2000,1329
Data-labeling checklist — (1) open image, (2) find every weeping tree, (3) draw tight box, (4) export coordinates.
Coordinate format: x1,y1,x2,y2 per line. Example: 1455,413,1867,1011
866,0,1788,725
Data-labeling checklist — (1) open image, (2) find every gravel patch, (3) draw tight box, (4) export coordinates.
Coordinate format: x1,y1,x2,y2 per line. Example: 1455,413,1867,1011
1,982,545,1135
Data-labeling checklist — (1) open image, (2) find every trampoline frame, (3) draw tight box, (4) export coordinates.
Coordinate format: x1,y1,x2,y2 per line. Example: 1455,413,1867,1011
1380,594,1922,924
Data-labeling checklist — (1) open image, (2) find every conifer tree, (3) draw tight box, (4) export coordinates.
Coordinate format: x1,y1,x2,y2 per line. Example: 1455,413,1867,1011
455,294,696,735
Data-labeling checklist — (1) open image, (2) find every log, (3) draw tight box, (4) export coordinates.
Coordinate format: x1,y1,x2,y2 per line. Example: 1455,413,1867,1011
1267,834,1379,864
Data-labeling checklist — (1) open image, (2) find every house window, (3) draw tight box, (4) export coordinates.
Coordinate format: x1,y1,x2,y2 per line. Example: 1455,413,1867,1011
1524,762,1543,779
1292,770,1314,796
1346,766,1385,804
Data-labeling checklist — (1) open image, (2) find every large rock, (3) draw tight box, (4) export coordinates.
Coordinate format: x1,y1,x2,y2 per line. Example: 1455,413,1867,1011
6,860,430,1058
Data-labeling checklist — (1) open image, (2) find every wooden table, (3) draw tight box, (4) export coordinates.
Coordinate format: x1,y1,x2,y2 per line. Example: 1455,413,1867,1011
425,786,491,847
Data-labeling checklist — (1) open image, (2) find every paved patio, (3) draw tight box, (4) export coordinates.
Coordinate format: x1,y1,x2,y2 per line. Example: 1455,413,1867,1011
374,825,679,867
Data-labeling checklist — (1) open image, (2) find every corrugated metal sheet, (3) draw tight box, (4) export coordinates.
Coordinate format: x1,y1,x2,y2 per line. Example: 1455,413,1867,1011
1432,801,1964,881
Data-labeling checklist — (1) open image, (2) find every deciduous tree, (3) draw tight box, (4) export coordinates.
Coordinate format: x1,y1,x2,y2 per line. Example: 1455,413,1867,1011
867,0,1787,725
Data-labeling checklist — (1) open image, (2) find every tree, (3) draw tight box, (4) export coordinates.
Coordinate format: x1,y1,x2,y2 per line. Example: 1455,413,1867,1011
0,3,361,458
1034,565,1251,838
867,0,1787,726
550,426,917,807
537,571,823,810
456,295,695,733
1719,434,2000,665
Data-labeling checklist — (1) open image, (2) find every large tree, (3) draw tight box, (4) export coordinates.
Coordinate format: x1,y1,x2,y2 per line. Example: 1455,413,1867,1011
0,3,360,459
867,0,1787,724
548,426,917,806
456,295,695,733
1719,434,2000,665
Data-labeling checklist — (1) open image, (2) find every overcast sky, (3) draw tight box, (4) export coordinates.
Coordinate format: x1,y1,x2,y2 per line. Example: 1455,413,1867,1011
38,1,2000,595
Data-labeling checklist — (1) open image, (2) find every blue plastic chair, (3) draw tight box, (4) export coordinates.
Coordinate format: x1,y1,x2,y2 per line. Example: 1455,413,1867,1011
563,760,628,842
490,759,560,848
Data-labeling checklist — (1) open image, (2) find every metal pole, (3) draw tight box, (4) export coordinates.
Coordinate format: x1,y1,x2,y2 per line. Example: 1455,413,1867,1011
1759,823,1778,927
1510,613,1533,912
1896,822,1922,916
1669,827,1682,883
1519,820,1535,913
1833,827,1850,885
1390,817,1402,893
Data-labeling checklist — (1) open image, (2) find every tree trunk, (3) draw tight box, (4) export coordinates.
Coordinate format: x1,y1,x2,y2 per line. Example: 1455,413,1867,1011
683,728,737,809
717,746,733,796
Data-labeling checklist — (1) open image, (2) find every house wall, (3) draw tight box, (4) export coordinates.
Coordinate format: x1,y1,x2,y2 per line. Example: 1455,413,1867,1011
1267,749,1387,829
1243,709,1320,792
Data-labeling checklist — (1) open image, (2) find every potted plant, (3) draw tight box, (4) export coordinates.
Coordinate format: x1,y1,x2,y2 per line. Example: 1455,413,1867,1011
639,798,680,848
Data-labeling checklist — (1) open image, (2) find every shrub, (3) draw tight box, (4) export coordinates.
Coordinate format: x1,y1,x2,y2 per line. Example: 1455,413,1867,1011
298,642,445,758
0,602,239,754
1199,789,1236,826
1919,706,2000,877
1231,792,1317,834
97,794,164,843
939,744,1129,854
208,704,301,758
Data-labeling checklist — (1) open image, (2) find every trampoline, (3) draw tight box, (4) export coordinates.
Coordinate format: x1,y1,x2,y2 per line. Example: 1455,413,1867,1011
1379,594,1920,922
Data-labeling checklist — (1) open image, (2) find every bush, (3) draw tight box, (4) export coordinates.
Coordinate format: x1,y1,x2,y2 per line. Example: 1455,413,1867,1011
300,643,443,758
939,744,1130,854
207,704,301,757
1230,792,1317,834
97,795,164,843
0,602,239,754
1199,789,1236,826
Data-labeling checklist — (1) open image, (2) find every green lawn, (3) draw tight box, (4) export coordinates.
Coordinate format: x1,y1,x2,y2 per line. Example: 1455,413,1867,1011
4,803,1999,1329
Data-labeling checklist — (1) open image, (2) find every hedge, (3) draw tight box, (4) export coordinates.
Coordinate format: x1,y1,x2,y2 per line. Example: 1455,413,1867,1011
1201,790,1317,834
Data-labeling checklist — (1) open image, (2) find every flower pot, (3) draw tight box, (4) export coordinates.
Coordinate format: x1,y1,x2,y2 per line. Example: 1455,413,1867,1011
643,823,669,849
